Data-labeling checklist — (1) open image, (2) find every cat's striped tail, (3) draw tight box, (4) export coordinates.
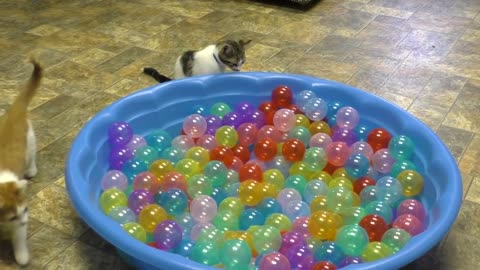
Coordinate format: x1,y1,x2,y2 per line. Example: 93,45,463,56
143,67,172,83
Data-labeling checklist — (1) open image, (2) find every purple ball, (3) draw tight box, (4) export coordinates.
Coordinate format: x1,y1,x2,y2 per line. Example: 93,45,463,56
247,109,266,129
235,102,254,115
280,231,306,254
128,189,154,215
205,115,222,135
109,146,133,170
332,127,358,146
154,220,183,250
285,244,314,270
222,111,243,129
108,122,133,147
338,256,363,267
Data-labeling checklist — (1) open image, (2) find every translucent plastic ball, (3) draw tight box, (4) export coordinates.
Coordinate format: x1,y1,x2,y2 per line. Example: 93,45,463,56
331,128,358,146
222,111,244,129
388,135,414,160
133,172,160,193
280,231,307,254
205,115,222,135
157,188,188,216
126,135,147,154
392,214,424,236
238,179,264,206
325,141,351,167
295,114,310,128
340,206,367,225
149,159,174,179
160,147,185,163
185,146,210,168
309,133,333,149
186,174,213,198
202,161,228,188
284,200,311,221
210,102,232,118
196,226,225,249
359,186,378,206
288,126,311,146
365,200,393,224
254,138,278,161
375,176,403,205
220,239,252,270
266,156,291,177
326,186,354,213
134,145,158,166
309,121,332,136
344,153,369,179
253,225,282,253
171,135,196,154
354,124,371,142
128,189,155,215
247,109,267,129
101,170,128,191
303,180,328,203
276,188,302,210
138,204,168,233
122,158,148,182
239,163,263,182
196,134,218,151
190,222,214,241
145,129,172,153
236,102,255,116
272,85,293,108
175,158,201,179
108,122,133,147
311,261,336,270
296,90,317,111
257,197,283,217
183,114,207,138
361,242,393,262
335,106,359,130
108,205,136,224
359,214,389,242
285,244,314,270
381,227,411,253
100,188,128,214
237,123,258,146
338,256,363,268
367,128,392,152
122,222,147,242
372,148,395,174
314,241,345,266
109,146,133,170
219,197,244,217
304,98,328,121
397,169,424,197
154,220,183,250
308,210,343,240
212,210,240,232
174,213,195,237
397,198,426,223
259,251,291,270
160,171,187,192
285,175,308,195
272,109,296,132
282,138,306,162
309,195,328,213
239,208,266,230
264,213,293,233
174,238,195,257
350,141,374,160
335,224,369,257
191,240,220,266
215,125,238,148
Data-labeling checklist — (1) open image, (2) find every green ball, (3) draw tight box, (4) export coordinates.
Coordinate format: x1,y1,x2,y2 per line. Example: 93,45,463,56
196,226,225,249
361,242,393,262
191,240,220,265
326,186,354,213
210,102,232,118
121,222,147,243
288,126,311,145
219,197,245,217
215,126,238,148
133,145,158,166
220,239,252,270
381,228,411,253
212,210,239,232
252,225,282,254
175,158,201,179
204,161,228,188
391,160,417,177
285,174,307,196
187,174,213,198
303,147,327,171
339,206,366,225
388,135,414,160
100,188,127,214
335,224,369,256
265,213,292,232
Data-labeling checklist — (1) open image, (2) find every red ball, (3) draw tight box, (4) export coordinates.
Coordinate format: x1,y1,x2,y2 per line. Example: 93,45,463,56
272,85,293,108
286,103,303,114
312,261,337,270
265,110,276,126
239,163,263,182
210,146,234,166
367,128,392,153
259,101,277,114
353,176,376,194
232,144,251,164
359,214,389,242
282,138,306,162
254,138,278,161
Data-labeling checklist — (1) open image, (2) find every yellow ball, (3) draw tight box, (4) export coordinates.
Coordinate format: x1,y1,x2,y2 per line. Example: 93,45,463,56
215,126,238,148
309,121,331,135
122,222,147,242
328,176,354,190
308,210,343,240
175,158,201,179
310,171,332,184
310,195,328,212
149,159,174,178
100,188,127,214
219,197,244,216
238,179,264,206
138,204,168,233
263,169,285,190
289,161,314,179
362,242,393,262
332,167,354,181
265,213,292,232
295,114,310,128
397,170,424,197
186,146,210,168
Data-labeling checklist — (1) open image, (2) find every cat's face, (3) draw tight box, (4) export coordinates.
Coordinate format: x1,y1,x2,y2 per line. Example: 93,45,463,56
218,39,252,71
0,179,28,223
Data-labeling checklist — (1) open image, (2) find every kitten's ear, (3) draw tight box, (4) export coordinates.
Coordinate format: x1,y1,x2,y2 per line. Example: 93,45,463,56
240,39,252,47
221,44,235,57
16,180,28,196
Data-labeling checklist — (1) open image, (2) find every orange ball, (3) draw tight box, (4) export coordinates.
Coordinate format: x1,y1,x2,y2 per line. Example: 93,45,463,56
239,163,263,182
254,138,277,161
210,146,234,167
232,144,251,164
282,138,306,162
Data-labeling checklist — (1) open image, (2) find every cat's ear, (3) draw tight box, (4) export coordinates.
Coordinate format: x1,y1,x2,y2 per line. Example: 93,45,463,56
240,39,252,47
15,180,28,196
221,44,235,58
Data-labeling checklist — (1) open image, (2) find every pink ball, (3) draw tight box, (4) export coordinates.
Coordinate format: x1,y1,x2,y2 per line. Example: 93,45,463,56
171,135,195,153
230,156,244,171
350,141,374,160
237,123,258,146
396,199,426,223
259,252,291,270
101,170,128,191
336,106,359,129
276,188,302,210
196,134,218,151
309,133,332,149
392,214,424,236
372,148,395,174
292,216,310,238
133,172,161,193
183,114,207,138
190,195,218,223
273,109,296,132
257,125,282,143
325,141,351,166
126,135,147,154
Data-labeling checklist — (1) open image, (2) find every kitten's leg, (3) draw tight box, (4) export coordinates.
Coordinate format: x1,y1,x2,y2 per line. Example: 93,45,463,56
12,212,30,266
25,120,37,179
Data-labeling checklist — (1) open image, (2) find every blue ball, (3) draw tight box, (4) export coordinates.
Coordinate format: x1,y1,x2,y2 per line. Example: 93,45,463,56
256,198,282,217
157,188,188,216
122,158,148,182
239,208,266,230
211,187,228,205
174,238,195,257
345,153,370,179
314,241,345,266
365,200,393,223
354,124,372,142
145,129,172,153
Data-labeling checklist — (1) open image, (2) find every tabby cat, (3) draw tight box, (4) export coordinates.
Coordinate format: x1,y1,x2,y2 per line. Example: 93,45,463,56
143,39,251,83
0,59,42,266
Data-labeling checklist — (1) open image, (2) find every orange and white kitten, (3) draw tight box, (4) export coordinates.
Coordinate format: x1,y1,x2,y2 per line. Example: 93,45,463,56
0,60,42,266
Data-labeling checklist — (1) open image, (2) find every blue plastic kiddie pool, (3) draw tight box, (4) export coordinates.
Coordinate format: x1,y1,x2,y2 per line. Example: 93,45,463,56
66,72,462,270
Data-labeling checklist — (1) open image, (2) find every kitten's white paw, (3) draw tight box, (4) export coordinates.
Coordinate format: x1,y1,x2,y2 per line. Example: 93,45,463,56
14,250,30,266
25,164,37,179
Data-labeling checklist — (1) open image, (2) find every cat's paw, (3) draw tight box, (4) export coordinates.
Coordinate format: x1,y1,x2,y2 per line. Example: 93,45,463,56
24,164,37,179
14,250,30,266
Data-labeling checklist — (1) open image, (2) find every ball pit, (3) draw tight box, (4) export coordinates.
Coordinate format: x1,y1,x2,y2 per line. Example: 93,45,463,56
66,73,462,270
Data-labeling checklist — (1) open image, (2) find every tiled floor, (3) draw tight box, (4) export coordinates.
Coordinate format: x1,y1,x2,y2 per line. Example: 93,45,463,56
0,0,479,269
